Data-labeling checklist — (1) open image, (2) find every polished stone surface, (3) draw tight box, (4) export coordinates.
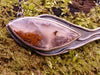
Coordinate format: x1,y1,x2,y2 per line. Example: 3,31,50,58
8,18,80,51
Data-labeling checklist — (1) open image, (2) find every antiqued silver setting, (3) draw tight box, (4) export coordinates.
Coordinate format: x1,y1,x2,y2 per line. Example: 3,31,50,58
6,14,100,56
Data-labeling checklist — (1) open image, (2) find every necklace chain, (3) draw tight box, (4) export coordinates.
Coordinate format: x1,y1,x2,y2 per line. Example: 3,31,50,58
17,0,24,17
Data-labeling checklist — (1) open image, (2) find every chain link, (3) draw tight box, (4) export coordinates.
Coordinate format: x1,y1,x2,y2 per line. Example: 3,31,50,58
96,0,100,5
17,0,24,17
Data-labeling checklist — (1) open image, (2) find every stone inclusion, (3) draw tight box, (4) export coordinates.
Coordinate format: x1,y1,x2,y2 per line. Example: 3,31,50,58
8,18,80,51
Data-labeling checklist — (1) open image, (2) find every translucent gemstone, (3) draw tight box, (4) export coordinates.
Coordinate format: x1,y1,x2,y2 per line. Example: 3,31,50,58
8,17,80,51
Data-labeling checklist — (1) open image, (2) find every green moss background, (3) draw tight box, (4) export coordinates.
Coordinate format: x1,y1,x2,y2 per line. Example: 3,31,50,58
0,0,100,75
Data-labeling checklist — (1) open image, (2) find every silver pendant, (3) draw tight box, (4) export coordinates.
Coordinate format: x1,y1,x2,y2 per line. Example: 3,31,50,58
7,14,100,56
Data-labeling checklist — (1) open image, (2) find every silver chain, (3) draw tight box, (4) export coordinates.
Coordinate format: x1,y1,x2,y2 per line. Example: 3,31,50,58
96,0,100,5
17,0,24,17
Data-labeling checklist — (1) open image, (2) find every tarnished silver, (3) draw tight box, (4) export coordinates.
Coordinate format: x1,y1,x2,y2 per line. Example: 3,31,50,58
6,14,100,56
17,0,24,17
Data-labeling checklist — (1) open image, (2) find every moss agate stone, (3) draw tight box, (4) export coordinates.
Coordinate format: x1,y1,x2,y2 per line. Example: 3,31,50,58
8,17,80,51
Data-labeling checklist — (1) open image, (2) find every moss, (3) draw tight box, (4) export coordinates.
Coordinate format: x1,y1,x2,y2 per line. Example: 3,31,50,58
0,0,100,75
61,6,100,29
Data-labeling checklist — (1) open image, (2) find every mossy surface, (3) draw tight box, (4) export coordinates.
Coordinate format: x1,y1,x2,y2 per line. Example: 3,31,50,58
0,0,100,75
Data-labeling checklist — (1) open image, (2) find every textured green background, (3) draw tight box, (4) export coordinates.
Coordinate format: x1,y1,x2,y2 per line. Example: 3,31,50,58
0,0,100,75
